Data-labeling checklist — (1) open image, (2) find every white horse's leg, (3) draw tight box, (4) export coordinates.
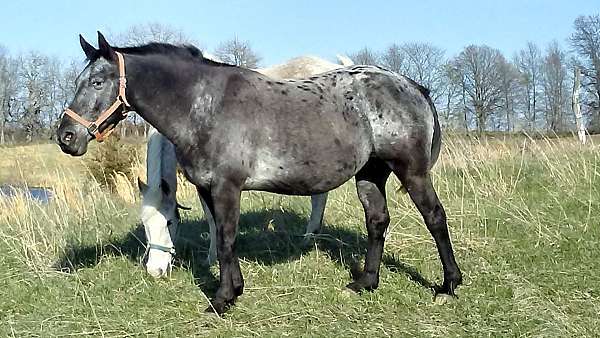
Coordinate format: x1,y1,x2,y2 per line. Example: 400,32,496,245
305,192,328,235
200,193,218,266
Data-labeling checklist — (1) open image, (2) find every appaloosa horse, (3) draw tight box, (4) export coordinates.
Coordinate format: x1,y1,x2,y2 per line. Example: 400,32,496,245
57,32,462,314
139,55,356,278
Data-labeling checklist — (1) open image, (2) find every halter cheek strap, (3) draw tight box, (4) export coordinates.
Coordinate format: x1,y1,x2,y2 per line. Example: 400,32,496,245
63,52,131,142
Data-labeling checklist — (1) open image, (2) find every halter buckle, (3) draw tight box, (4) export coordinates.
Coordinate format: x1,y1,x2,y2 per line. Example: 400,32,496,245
87,123,99,135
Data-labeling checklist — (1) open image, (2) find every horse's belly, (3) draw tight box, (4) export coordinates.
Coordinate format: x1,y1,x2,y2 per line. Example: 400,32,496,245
243,146,369,195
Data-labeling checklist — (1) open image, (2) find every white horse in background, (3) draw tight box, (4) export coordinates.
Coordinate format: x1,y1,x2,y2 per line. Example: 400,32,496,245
137,127,180,278
139,55,353,278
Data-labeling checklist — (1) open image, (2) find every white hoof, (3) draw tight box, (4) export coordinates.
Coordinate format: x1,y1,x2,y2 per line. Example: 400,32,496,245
434,293,455,305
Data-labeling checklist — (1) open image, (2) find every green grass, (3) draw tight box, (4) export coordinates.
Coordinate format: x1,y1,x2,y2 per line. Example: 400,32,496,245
1,135,600,337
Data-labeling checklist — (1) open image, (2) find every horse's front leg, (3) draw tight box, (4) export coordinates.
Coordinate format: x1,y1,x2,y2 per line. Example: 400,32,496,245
197,178,243,314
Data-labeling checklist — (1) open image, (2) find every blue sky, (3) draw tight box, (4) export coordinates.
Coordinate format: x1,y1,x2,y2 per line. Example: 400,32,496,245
0,0,598,66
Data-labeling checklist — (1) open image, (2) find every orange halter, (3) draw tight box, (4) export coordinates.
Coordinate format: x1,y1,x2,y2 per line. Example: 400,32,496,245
63,52,131,142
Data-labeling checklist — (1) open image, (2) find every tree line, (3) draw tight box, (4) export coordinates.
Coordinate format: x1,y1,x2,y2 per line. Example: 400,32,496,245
0,16,598,144
349,15,600,135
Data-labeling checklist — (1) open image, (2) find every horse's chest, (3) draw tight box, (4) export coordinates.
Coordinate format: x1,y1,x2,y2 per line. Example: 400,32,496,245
175,148,213,188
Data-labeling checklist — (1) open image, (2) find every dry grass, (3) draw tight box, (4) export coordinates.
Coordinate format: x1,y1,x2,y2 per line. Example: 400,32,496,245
1,134,600,337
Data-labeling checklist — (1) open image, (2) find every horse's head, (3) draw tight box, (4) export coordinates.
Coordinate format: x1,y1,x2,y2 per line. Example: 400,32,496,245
57,32,129,156
138,177,179,278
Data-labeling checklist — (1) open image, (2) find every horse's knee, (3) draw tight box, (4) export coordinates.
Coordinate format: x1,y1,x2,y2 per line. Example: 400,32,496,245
366,210,390,238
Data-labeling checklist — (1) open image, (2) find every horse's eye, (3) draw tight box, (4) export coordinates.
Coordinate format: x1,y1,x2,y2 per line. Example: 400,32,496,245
92,80,103,89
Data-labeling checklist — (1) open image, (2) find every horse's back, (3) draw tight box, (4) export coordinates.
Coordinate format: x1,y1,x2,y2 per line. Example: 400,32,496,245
193,65,439,193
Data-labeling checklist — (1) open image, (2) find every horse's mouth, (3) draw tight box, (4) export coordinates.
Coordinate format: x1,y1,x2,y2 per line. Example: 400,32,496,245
58,142,87,157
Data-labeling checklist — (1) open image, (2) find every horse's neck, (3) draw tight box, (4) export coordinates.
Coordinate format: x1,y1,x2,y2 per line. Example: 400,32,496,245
127,54,208,146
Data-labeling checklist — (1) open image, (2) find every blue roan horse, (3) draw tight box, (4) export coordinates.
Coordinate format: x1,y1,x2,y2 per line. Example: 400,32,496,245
57,32,462,314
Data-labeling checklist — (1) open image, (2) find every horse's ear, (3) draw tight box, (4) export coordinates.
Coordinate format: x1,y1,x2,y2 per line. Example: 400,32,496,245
160,179,171,196
97,31,116,61
79,34,98,60
137,177,148,194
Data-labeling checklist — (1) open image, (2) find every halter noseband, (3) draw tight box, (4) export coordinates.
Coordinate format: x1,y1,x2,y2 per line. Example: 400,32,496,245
64,51,131,142
148,243,176,255
146,218,179,256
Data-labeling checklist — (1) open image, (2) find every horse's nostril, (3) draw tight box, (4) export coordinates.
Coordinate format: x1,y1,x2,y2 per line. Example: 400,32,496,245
62,131,74,144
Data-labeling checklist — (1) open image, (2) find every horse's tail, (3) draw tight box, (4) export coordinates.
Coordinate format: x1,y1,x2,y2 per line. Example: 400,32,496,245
429,96,442,169
396,78,441,194
403,77,441,169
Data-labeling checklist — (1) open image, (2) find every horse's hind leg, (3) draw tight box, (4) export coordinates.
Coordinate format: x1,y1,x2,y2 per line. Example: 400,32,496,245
347,160,391,292
390,162,462,296
304,192,328,235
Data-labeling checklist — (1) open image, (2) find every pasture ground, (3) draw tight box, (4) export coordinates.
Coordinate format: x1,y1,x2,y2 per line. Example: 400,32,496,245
1,134,599,337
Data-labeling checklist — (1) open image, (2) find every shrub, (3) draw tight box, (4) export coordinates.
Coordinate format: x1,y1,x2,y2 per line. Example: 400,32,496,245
85,135,140,191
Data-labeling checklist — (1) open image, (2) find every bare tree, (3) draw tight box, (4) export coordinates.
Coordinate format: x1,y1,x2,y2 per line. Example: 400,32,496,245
515,42,542,130
498,58,521,131
380,44,405,73
0,46,19,144
453,45,505,134
400,42,447,102
438,62,469,129
349,47,380,66
570,15,600,132
114,22,196,46
17,52,52,141
541,42,571,133
214,36,261,68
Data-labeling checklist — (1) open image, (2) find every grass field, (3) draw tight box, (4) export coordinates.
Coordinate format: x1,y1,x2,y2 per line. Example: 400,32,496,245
1,134,600,337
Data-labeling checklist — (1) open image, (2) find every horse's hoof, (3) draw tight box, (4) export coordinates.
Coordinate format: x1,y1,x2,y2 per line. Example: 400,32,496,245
302,233,315,246
346,272,379,293
433,293,455,305
205,299,230,315
345,281,364,293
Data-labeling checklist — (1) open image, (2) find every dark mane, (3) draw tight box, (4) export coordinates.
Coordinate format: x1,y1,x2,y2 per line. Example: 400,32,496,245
108,42,234,67
115,42,203,59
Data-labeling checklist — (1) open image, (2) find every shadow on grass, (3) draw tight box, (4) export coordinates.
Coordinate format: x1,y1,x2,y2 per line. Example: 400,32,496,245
54,209,434,297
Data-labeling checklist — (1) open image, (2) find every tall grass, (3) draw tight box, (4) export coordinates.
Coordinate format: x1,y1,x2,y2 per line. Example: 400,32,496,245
1,135,599,337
